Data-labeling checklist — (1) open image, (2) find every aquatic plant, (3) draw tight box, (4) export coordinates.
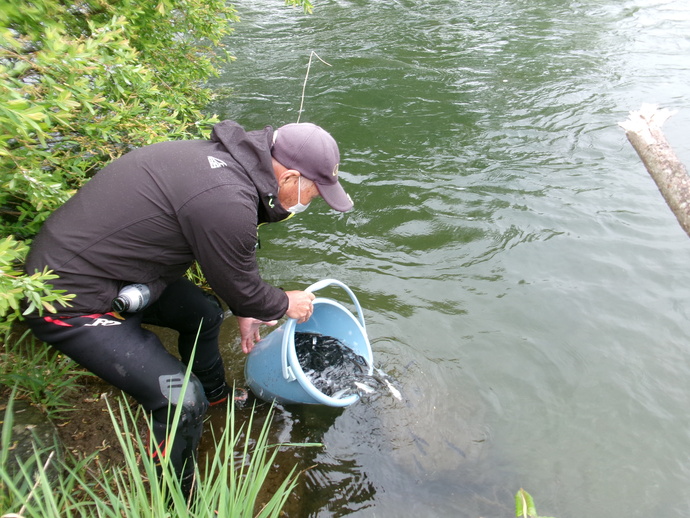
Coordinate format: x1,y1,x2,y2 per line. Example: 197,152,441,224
515,488,556,518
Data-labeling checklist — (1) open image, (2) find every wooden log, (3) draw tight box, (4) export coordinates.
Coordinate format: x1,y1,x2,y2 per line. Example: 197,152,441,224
619,104,690,238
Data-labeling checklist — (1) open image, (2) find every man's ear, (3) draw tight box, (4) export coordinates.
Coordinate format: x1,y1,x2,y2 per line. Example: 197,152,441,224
278,169,300,187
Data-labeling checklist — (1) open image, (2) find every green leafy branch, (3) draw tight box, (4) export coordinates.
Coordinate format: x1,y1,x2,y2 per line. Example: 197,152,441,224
0,236,74,335
286,0,315,14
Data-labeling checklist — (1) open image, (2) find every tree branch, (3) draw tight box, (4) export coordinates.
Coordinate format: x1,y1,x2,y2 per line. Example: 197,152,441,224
619,104,690,238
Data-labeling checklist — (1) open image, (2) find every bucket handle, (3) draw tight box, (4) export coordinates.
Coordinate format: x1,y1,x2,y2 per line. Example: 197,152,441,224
305,278,366,330
281,279,366,381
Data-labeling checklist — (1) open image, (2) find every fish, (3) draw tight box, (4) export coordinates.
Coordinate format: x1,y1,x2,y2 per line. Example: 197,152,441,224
383,378,402,400
294,331,403,401
354,381,375,394
331,388,354,400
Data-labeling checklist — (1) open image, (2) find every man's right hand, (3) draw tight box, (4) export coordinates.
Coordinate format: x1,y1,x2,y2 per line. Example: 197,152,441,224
285,290,315,323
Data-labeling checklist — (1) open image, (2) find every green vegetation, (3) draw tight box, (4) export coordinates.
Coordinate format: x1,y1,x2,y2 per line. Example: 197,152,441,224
0,334,88,418
0,335,318,517
516,488,556,518
1,387,317,517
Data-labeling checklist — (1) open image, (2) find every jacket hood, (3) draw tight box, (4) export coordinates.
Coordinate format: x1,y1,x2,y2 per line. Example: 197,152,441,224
210,120,290,224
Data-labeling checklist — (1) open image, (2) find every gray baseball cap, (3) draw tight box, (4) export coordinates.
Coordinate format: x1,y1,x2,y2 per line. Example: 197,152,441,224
272,123,354,212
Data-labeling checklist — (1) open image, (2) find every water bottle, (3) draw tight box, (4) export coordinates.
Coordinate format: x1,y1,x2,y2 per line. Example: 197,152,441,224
112,284,151,312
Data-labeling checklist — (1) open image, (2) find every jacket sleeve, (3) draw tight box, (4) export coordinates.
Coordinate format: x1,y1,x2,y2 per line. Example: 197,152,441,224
176,185,289,320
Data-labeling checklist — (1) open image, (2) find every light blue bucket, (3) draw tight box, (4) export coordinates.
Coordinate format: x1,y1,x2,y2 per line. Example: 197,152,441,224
244,279,373,407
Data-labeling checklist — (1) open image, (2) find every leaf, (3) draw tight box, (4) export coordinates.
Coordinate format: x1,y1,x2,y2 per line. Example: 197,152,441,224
516,489,537,518
41,300,57,314
22,300,36,316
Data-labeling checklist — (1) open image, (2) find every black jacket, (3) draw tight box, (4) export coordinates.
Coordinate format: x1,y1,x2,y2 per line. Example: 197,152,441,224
26,120,290,319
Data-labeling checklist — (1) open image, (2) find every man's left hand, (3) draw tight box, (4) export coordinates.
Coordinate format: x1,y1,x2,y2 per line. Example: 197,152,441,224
237,316,278,354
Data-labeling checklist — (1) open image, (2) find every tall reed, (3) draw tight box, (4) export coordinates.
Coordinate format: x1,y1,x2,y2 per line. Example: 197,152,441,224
1,388,318,517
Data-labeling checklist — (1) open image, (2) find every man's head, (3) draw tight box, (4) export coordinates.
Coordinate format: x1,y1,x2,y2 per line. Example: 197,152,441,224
271,123,354,212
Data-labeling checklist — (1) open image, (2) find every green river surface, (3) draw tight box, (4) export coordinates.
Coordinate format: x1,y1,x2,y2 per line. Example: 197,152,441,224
200,0,690,516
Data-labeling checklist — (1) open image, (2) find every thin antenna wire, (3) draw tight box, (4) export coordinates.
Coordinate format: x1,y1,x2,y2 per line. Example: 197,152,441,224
297,51,332,123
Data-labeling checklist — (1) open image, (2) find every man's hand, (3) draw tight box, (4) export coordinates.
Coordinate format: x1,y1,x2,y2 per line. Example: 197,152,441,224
237,291,314,353
237,316,277,354
285,290,315,323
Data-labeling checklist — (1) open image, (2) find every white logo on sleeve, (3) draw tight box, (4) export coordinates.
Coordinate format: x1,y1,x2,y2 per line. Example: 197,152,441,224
208,156,228,169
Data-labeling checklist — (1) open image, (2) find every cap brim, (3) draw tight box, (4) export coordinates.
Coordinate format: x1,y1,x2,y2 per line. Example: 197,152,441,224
315,181,354,212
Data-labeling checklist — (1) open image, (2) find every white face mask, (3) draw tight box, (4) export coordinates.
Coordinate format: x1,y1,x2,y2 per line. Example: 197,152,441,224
286,176,311,214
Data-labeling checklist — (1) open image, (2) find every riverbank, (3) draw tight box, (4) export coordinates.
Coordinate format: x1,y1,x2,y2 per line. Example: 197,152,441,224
0,368,135,481
0,343,304,517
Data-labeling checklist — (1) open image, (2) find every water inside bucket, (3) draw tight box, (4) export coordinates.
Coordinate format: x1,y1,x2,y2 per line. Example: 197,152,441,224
294,331,402,401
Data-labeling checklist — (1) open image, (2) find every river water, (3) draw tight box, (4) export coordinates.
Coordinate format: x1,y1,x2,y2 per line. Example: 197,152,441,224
203,0,690,516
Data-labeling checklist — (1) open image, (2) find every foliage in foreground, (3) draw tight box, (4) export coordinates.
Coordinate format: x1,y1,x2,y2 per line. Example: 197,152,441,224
0,387,316,517
0,334,87,419
0,324,318,517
